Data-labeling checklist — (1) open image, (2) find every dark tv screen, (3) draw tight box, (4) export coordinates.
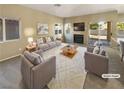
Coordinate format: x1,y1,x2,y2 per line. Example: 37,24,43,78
73,22,85,31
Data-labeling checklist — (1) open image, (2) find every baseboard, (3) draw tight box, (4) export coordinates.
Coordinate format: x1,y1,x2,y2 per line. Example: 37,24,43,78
0,54,21,62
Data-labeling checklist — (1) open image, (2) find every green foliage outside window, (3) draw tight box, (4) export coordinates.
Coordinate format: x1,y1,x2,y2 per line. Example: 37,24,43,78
90,23,99,30
117,22,124,31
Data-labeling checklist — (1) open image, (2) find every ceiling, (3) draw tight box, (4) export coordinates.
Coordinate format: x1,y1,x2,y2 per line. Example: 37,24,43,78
21,4,124,17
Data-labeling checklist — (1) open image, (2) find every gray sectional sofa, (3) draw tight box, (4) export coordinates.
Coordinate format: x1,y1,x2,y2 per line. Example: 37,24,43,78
36,36,61,51
21,36,61,89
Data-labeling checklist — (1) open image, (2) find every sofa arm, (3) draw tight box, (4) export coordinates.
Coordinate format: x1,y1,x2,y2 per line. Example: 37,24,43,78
31,56,56,89
84,52,109,76
21,55,34,88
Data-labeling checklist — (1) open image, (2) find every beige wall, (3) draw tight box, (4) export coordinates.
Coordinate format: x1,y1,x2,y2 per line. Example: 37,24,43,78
118,13,124,21
0,5,63,61
64,11,118,46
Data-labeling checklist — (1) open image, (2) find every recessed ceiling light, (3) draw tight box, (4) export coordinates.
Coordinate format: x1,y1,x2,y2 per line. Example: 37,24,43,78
54,4,61,7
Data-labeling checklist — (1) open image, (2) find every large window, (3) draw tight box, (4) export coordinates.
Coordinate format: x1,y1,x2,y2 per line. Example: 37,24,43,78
0,18,20,42
89,21,108,41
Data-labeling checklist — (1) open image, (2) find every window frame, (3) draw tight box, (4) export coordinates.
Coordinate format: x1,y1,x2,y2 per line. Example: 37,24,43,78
0,17,21,43
0,17,3,43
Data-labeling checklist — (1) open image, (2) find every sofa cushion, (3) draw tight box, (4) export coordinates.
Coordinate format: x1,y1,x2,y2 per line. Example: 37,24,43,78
55,40,61,46
48,42,56,48
34,49,43,56
99,49,106,56
31,52,45,63
93,46,100,54
38,43,50,51
24,51,44,65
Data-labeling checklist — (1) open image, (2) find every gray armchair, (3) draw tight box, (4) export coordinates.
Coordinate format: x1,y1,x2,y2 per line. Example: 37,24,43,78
84,47,109,78
120,41,124,61
21,55,56,89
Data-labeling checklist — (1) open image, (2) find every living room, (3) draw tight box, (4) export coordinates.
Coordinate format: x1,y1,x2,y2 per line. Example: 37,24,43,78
0,5,119,60
0,4,124,89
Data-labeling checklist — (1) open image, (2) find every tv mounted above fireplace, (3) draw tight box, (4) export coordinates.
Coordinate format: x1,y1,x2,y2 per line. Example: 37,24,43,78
73,22,85,31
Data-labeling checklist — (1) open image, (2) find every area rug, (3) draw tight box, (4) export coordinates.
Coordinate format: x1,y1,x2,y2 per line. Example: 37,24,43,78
42,43,87,89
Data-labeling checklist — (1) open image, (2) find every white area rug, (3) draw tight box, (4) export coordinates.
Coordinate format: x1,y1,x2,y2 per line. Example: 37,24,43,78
42,43,87,89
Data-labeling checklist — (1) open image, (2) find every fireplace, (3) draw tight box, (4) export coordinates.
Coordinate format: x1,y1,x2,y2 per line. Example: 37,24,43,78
74,34,84,44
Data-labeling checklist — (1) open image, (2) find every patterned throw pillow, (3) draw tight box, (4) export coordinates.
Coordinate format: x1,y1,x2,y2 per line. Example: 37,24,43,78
93,46,100,54
46,37,51,42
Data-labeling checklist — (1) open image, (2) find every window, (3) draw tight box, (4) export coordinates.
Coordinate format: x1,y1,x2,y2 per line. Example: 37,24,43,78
117,22,124,31
5,19,20,40
117,22,124,37
90,22,107,30
54,23,62,35
0,18,20,42
0,18,3,42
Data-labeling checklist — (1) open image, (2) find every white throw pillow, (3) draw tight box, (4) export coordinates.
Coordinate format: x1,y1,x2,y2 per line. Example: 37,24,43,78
39,38,44,43
46,37,51,42
93,46,100,54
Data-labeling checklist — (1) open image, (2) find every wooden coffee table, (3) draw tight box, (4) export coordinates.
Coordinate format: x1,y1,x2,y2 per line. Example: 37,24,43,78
61,45,78,58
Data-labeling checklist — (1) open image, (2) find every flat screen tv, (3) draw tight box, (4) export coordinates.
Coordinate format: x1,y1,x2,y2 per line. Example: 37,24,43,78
73,22,85,31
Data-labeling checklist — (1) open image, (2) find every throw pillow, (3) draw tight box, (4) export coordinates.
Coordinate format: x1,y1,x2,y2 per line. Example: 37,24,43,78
24,51,44,65
46,37,51,42
99,49,106,56
42,37,47,43
93,46,100,54
50,36,55,41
